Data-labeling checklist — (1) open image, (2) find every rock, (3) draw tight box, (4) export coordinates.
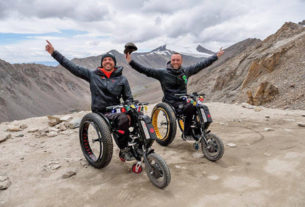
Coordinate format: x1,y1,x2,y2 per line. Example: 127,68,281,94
48,161,61,170
20,124,28,130
6,125,22,132
56,123,67,131
47,116,61,127
254,107,263,112
49,127,60,132
265,115,270,118
0,176,11,190
241,103,254,109
47,131,58,137
0,134,11,143
16,134,24,137
62,170,77,179
247,82,279,106
297,122,305,127
67,118,81,129
207,175,219,181
80,160,89,168
264,152,271,157
60,115,73,122
264,128,274,132
27,128,39,133
227,143,237,148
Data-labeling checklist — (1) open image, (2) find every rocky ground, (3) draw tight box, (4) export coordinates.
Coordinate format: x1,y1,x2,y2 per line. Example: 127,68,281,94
1,103,305,207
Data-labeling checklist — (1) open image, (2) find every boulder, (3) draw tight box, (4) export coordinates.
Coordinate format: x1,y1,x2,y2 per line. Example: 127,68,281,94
0,176,11,190
20,124,28,130
6,125,22,132
62,170,77,179
47,116,61,127
247,81,279,106
60,115,73,122
0,134,11,143
47,131,58,137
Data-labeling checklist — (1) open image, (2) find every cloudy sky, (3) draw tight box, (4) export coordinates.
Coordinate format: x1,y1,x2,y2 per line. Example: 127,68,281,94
0,0,304,64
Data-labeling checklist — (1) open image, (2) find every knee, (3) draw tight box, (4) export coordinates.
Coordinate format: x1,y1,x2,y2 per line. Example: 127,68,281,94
118,113,129,125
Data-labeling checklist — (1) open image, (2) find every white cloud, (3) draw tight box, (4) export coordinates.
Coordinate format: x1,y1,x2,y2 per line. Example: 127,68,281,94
0,0,304,63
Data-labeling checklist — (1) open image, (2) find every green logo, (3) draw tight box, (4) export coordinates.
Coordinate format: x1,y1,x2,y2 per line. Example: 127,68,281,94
182,75,187,84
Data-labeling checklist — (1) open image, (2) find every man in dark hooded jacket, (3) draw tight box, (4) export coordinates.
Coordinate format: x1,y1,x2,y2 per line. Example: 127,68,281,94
45,40,133,160
126,49,224,139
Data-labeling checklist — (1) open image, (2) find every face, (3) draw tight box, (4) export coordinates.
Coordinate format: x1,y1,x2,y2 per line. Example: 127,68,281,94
102,57,115,71
170,54,182,69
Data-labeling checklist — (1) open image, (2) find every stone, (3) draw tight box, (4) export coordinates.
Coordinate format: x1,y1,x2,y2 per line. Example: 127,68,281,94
227,143,237,148
48,161,61,170
254,107,263,112
265,115,270,118
16,134,24,137
49,127,60,132
27,128,39,133
0,176,11,190
264,152,271,157
67,118,81,129
80,160,89,168
264,128,274,132
47,116,61,127
297,122,305,127
47,131,58,137
62,170,77,179
241,103,255,109
20,124,28,129
6,125,22,132
60,115,73,122
0,134,11,143
302,115,305,117
56,123,67,131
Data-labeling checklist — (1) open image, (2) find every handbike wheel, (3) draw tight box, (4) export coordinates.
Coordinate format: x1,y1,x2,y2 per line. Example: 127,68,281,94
145,153,171,189
201,133,224,162
151,103,177,146
79,113,113,168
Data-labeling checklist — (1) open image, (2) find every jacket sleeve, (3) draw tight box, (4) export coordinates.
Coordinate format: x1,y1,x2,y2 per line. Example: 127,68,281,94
122,77,134,103
184,54,218,77
52,50,91,82
129,60,161,80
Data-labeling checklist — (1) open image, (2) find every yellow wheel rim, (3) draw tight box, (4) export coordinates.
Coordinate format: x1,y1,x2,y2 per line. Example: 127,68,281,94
178,119,184,131
152,108,170,140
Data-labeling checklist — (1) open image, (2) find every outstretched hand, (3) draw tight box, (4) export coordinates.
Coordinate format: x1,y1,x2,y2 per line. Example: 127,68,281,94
45,40,54,55
217,47,224,58
125,52,131,63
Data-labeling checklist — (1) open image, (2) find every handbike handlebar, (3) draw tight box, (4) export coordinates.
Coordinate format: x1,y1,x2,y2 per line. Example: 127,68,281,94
105,101,149,111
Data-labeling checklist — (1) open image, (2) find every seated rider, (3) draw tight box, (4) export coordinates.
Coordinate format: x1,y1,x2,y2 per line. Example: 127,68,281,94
45,40,134,160
126,48,224,139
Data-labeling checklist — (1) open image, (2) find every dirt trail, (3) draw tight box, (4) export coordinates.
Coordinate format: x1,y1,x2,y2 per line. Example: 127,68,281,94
1,103,305,207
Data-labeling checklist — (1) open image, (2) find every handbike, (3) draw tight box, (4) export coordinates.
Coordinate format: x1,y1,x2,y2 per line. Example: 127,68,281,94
79,101,171,188
151,92,224,161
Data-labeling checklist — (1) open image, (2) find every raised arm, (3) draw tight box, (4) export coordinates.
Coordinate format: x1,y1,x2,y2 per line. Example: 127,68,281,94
184,48,224,77
126,53,161,80
45,40,91,82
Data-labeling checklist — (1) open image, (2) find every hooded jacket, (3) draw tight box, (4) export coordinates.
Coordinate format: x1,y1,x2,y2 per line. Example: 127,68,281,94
129,55,218,104
52,51,133,113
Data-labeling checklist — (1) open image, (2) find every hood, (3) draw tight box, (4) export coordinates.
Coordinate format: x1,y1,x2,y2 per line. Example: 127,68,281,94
95,66,124,77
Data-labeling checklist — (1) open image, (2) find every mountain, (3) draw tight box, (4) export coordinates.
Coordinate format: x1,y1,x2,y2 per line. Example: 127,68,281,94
0,46,203,122
196,45,215,55
188,22,305,110
0,59,91,122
